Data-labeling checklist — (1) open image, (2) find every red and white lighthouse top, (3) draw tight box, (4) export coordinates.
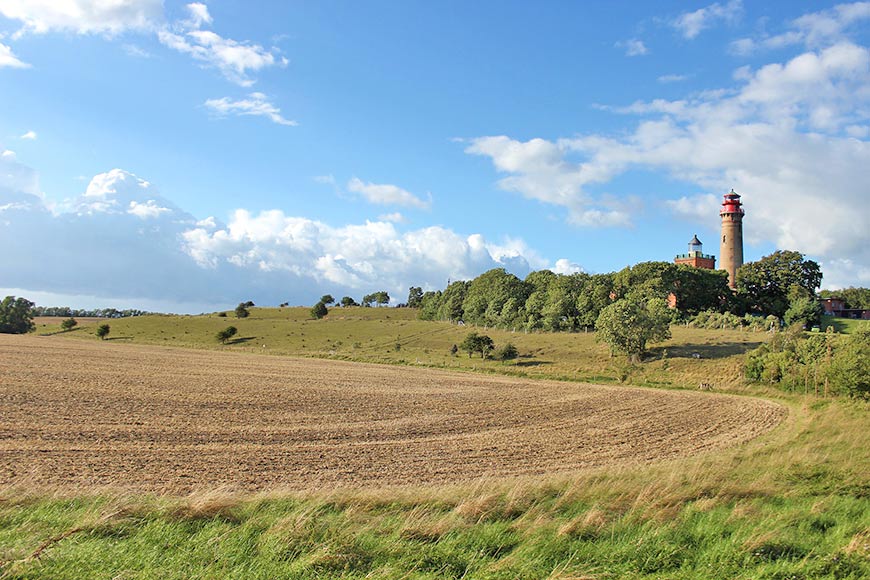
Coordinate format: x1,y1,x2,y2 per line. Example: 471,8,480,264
720,189,744,215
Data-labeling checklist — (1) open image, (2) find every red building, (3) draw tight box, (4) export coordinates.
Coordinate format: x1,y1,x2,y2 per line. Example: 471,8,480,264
674,235,716,270
820,297,870,319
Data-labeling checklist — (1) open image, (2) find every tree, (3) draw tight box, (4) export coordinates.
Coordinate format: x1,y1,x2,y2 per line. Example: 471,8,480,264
736,251,822,317
595,296,671,363
828,327,870,398
407,287,424,308
235,303,250,318
311,301,328,319
243,301,255,308
216,326,238,344
374,291,390,307
96,324,111,340
320,295,335,305
340,296,359,307
459,332,495,359
784,297,823,328
462,268,529,328
60,318,78,332
0,296,35,334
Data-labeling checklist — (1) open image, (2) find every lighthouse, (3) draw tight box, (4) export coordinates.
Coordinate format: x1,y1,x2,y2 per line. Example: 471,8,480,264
719,189,744,289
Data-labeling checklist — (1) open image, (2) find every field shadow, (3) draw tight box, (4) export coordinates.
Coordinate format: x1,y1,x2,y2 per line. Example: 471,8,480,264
227,336,257,345
105,336,133,341
651,341,763,360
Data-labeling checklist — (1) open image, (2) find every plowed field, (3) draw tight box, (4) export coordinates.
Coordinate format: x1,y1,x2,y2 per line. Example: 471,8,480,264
0,335,785,492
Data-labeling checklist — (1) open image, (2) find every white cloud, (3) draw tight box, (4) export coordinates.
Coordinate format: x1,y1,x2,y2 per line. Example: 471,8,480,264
204,93,297,126
128,199,171,219
671,0,742,39
377,212,406,223
616,39,648,57
1,156,546,311
552,258,584,275
0,0,163,37
0,41,29,68
347,177,431,209
122,43,151,58
658,74,688,83
731,1,870,54
184,2,212,29
158,29,287,86
19,130,36,140
464,135,634,227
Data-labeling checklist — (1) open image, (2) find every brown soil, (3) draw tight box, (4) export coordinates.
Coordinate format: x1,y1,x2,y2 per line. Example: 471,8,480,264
0,334,785,492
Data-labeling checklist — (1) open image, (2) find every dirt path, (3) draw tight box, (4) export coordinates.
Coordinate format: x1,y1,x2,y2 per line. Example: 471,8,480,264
0,334,785,492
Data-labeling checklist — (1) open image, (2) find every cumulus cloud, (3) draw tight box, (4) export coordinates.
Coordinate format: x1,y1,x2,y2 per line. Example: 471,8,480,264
0,156,547,311
0,42,29,68
671,0,742,39
347,177,431,209
464,135,632,227
184,2,212,29
552,258,584,275
0,0,163,37
731,1,870,54
616,39,648,57
204,93,297,126
18,130,36,140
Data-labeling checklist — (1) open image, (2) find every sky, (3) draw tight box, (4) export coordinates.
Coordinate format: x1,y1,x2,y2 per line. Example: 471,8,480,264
1,0,869,313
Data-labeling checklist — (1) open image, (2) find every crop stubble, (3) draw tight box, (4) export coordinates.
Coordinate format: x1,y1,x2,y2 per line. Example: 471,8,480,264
0,334,784,492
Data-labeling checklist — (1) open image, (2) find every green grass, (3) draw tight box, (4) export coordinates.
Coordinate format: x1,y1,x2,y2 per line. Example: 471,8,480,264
36,306,773,391
818,317,867,334
9,309,868,578
2,400,868,579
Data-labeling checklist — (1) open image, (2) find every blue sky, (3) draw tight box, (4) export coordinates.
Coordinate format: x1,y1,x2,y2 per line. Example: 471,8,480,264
2,1,869,312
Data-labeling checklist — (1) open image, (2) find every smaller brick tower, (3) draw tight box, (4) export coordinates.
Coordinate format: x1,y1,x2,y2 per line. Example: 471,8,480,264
674,235,716,269
720,189,744,289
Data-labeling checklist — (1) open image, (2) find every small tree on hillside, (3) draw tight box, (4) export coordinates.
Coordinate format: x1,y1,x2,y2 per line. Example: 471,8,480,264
216,326,238,344
235,303,250,318
459,332,495,359
320,295,335,305
96,323,111,340
340,296,359,307
595,296,671,363
60,318,78,332
784,296,824,328
311,301,328,319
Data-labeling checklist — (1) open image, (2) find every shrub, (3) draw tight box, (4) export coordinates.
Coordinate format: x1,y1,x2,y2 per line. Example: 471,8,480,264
497,342,519,361
311,301,328,319
60,318,78,331
234,304,250,319
216,326,238,344
96,324,110,340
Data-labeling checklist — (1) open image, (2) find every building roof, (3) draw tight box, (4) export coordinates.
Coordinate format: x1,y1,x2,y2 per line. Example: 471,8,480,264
690,234,702,245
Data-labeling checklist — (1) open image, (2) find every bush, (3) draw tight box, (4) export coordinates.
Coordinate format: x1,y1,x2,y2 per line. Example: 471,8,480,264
217,312,227,317
96,324,110,340
60,318,78,331
216,326,238,344
234,304,250,318
497,342,519,361
310,301,328,319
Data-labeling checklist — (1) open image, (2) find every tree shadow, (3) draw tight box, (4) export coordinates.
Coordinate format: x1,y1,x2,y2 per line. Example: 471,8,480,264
650,341,764,360
515,360,553,367
105,336,133,341
226,336,257,345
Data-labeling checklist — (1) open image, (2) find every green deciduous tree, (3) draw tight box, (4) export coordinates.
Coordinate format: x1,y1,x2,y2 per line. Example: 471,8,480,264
320,295,335,305
459,332,495,359
235,303,250,318
60,318,78,332
462,268,529,328
407,286,423,308
340,296,359,307
0,296,35,334
828,326,870,399
784,296,824,328
736,251,822,317
96,323,110,340
216,326,238,344
595,296,671,362
311,301,328,319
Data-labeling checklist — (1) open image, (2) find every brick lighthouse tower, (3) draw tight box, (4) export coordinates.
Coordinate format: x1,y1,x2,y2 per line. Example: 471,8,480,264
719,189,744,288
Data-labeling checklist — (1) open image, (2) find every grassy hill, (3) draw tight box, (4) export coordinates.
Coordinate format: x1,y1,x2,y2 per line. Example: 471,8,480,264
37,306,773,392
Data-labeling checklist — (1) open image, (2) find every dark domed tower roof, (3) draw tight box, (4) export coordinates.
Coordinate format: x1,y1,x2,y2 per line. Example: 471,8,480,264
689,234,702,245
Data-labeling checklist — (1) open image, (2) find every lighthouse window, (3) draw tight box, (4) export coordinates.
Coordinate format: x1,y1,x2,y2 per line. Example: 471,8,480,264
723,235,726,243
